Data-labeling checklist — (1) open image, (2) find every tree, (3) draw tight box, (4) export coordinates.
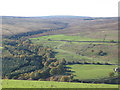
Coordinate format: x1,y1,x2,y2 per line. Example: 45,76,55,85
48,39,51,41
98,50,107,56
110,40,116,43
60,76,71,82
57,64,65,74
30,72,40,80
60,58,66,65
49,62,55,68
50,67,58,75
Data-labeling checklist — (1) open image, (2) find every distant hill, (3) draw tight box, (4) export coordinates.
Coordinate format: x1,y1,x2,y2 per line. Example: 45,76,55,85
1,15,117,37
2,15,90,18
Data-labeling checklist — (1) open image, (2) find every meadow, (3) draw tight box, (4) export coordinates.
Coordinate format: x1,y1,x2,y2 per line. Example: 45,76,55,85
67,64,117,80
31,34,102,41
30,34,118,64
2,80,118,88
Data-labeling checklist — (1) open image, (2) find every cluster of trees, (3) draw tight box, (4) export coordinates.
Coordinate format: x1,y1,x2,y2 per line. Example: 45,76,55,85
66,61,112,65
2,39,72,81
97,50,107,56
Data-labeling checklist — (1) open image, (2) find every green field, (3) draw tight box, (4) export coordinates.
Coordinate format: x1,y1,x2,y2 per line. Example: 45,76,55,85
0,47,3,49
67,64,117,80
2,80,118,88
31,34,102,41
30,34,118,64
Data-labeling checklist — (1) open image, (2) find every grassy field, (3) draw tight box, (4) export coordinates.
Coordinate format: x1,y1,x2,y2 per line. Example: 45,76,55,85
2,80,118,88
30,34,118,64
67,64,117,80
31,34,102,41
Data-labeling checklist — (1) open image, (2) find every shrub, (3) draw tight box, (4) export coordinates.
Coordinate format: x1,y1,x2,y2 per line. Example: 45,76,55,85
60,76,72,82
49,67,58,75
109,72,115,77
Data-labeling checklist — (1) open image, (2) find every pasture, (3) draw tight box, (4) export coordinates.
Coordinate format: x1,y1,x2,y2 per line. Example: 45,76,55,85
67,64,117,80
30,34,118,64
31,34,102,41
2,80,118,88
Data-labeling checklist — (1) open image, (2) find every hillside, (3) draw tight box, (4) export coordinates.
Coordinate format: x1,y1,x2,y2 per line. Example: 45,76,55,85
1,16,119,88
30,34,118,64
1,16,118,41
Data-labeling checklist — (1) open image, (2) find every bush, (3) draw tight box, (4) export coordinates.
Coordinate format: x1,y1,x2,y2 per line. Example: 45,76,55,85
110,40,116,43
60,76,71,82
49,67,58,75
98,50,107,56
109,72,115,77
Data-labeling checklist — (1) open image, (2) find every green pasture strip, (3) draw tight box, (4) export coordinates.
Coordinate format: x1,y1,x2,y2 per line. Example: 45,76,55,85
0,47,3,49
2,80,118,88
55,49,93,62
67,64,117,80
30,34,102,41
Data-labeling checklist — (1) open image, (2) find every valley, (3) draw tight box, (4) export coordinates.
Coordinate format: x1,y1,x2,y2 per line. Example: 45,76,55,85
1,16,119,88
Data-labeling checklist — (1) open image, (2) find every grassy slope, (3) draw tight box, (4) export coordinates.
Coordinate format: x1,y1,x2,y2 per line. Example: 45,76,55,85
31,34,102,41
2,17,65,36
30,34,118,64
2,80,118,88
67,64,117,80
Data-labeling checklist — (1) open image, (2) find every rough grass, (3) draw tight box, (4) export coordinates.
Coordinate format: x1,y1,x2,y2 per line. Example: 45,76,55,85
2,16,117,41
2,80,118,88
30,34,118,64
2,17,65,36
67,64,117,80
